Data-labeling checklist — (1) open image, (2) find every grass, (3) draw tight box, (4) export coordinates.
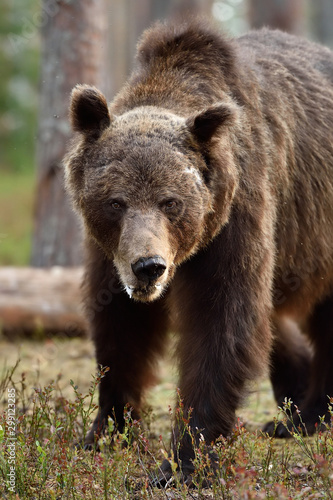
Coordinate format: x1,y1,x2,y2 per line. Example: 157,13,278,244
0,337,332,499
0,169,35,266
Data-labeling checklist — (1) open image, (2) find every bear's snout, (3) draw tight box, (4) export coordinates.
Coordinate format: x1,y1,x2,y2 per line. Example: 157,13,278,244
131,256,166,284
113,211,174,301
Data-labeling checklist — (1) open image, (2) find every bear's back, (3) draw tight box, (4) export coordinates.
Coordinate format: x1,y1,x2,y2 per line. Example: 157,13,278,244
237,28,333,84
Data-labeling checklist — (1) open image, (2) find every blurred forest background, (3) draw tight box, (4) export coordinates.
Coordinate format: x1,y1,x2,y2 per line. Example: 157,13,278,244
0,0,333,334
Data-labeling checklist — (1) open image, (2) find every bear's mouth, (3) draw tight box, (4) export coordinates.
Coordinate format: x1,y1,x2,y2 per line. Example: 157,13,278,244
124,283,164,302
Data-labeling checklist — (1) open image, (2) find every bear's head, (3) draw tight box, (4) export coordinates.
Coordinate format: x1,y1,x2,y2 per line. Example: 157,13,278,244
64,85,239,302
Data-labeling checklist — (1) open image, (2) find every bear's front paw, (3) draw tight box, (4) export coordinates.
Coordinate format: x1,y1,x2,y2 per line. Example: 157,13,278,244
150,457,200,488
262,419,293,437
149,458,174,488
150,449,219,489
74,436,100,452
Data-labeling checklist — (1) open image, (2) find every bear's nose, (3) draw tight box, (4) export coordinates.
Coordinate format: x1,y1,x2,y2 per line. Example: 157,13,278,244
131,256,166,283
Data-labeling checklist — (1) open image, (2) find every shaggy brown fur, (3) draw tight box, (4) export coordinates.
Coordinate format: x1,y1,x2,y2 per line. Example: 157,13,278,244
64,18,333,480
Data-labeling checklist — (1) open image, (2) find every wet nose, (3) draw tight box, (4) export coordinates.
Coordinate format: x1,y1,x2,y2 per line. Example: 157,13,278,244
131,256,166,283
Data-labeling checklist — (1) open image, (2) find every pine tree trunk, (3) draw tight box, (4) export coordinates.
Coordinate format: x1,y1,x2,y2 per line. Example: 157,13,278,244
108,0,214,97
248,0,304,34
31,0,109,267
311,0,333,46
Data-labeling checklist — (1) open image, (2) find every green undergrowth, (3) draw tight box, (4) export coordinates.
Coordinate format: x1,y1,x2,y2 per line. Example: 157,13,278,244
0,169,35,266
0,363,332,499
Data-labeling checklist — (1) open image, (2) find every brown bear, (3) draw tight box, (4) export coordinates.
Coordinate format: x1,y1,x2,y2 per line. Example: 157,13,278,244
64,18,333,480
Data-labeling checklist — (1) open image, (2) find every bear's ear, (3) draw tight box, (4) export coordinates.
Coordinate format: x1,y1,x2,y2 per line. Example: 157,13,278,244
69,84,112,137
186,103,236,143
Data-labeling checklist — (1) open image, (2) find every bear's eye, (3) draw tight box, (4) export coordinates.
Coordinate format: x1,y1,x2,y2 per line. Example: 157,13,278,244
163,199,177,211
110,200,122,210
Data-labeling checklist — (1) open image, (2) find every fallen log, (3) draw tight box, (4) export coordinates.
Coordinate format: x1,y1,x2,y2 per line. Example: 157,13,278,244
0,267,87,337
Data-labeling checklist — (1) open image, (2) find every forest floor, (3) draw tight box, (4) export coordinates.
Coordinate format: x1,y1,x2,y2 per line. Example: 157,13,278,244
0,334,277,432
1,335,333,499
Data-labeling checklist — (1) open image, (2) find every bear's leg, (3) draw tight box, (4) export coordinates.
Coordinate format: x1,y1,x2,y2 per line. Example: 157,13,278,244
164,232,273,478
83,264,169,448
269,295,333,437
270,317,312,406
294,294,333,434
263,316,312,435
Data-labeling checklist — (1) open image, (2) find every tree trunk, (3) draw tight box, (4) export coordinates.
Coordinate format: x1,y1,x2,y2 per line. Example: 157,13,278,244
248,0,304,34
168,0,214,17
109,0,214,97
31,0,109,267
311,0,333,46
0,267,86,337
